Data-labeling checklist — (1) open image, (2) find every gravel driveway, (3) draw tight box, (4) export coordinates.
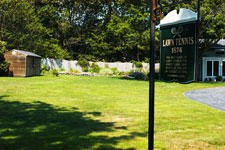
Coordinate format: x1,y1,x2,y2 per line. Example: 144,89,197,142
184,86,225,111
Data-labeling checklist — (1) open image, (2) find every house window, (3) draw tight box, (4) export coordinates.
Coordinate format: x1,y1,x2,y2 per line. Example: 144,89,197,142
207,61,212,76
223,61,225,76
213,61,219,76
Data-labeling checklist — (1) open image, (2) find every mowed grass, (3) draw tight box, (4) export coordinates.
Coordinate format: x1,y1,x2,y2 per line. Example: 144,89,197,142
0,75,225,150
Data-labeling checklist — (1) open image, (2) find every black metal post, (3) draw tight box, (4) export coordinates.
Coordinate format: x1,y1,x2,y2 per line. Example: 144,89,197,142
195,0,200,82
149,0,155,150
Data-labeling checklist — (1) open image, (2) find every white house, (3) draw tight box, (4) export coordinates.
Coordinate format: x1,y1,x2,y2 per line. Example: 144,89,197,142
202,39,225,81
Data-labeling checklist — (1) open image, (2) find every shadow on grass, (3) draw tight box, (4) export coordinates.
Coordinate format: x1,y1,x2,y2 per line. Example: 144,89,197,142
0,96,144,150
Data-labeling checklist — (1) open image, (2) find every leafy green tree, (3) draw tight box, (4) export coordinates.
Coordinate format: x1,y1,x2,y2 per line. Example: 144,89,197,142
0,40,10,76
176,0,225,55
0,0,69,59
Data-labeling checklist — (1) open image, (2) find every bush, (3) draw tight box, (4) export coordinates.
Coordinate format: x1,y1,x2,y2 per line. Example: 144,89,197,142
77,58,89,72
90,63,101,73
77,58,89,68
52,69,59,76
111,67,118,75
132,61,143,68
60,67,65,72
129,72,146,80
99,68,113,76
0,61,10,76
70,68,80,73
0,41,10,76
82,67,89,72
41,65,49,74
216,76,223,81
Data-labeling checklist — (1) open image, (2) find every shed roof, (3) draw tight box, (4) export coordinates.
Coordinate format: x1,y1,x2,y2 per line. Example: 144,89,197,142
6,49,41,58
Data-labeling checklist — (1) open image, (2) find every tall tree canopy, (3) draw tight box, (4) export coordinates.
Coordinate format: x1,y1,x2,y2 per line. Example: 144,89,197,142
0,0,224,61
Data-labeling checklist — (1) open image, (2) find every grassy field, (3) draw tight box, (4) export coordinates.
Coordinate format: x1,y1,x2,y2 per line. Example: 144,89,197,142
0,75,225,150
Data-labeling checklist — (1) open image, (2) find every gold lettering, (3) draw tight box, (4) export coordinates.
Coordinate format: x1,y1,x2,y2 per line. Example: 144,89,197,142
163,39,175,47
163,40,166,47
189,37,195,45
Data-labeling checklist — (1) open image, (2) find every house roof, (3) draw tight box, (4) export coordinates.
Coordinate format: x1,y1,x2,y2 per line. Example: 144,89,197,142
203,49,225,57
6,49,41,58
211,39,225,49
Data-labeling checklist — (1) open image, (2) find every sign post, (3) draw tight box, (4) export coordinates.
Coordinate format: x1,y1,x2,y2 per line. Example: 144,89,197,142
149,1,200,149
149,1,156,150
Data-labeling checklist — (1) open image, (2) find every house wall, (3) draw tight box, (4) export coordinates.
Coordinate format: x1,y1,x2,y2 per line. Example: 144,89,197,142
202,57,225,81
26,56,41,76
4,51,26,77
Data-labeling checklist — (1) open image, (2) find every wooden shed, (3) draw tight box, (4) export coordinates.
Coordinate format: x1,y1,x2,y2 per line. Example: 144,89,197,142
4,49,41,77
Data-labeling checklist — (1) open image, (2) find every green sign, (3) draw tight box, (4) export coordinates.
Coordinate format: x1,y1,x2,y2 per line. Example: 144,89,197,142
160,21,197,83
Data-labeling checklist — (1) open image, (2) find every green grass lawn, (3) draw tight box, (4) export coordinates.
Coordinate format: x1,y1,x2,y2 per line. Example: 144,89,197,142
0,75,225,150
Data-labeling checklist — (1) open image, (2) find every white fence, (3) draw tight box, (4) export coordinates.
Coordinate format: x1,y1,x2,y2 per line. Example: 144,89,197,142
41,58,159,72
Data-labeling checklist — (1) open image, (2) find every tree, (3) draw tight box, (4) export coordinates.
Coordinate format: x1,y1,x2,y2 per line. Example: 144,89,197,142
0,40,10,76
176,0,225,54
0,0,69,59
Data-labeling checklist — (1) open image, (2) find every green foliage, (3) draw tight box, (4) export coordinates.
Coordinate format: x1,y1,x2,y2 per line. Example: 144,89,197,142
105,64,109,68
0,61,10,76
52,69,59,76
59,67,65,72
41,65,49,74
177,0,225,55
77,59,89,68
110,67,118,75
90,63,101,73
69,68,80,73
99,68,113,76
0,0,69,59
132,61,143,68
216,76,223,82
0,0,224,61
134,73,146,80
82,67,89,72
0,41,10,76
77,58,89,72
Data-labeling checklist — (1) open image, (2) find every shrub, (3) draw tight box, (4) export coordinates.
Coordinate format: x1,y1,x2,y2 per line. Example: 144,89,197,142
111,67,118,75
132,61,143,68
41,65,49,74
52,69,59,76
99,68,113,76
70,68,80,73
0,41,10,76
77,58,89,68
216,76,222,81
129,72,146,80
90,63,101,73
135,73,146,80
77,58,90,72
82,67,89,72
105,64,109,68
60,67,65,71
0,61,10,76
